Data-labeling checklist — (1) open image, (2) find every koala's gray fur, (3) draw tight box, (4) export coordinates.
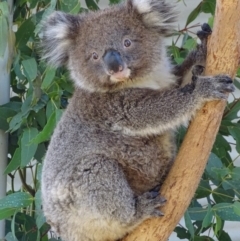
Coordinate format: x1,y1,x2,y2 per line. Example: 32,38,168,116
41,1,234,241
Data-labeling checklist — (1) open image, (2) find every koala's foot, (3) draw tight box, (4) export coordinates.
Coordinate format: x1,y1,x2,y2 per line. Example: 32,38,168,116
135,191,166,219
194,23,212,65
197,23,212,41
197,75,235,100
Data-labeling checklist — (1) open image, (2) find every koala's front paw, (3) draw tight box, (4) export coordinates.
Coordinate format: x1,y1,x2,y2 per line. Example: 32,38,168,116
197,75,235,100
136,191,166,218
192,65,205,77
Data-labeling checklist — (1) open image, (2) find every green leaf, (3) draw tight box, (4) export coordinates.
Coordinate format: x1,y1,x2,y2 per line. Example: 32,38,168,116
185,2,202,26
30,0,39,8
233,202,240,215
32,94,49,113
8,112,28,133
188,207,208,221
0,2,9,17
201,0,216,15
213,203,240,221
36,211,46,229
212,188,234,203
202,205,213,228
213,134,231,154
85,0,99,10
0,13,8,57
232,167,240,180
174,226,190,239
21,94,33,114
3,102,22,112
59,0,81,13
212,167,229,179
15,17,35,50
4,148,21,174
169,43,180,59
0,192,33,210
228,126,240,153
184,211,194,238
222,179,240,194
194,236,215,241
224,100,240,120
234,78,240,89
41,68,56,90
35,108,46,129
195,180,211,198
37,164,42,181
109,0,121,4
0,107,17,131
219,120,235,136
46,100,55,119
183,38,197,51
214,215,222,236
208,16,214,28
22,58,38,82
21,128,39,167
11,211,17,241
34,143,46,162
0,208,16,220
217,230,232,241
5,232,18,241
34,4,57,34
32,109,63,144
174,57,184,64
205,153,223,180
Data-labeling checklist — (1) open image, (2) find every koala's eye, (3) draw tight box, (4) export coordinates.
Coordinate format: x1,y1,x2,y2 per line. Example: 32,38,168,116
124,39,132,48
92,52,99,60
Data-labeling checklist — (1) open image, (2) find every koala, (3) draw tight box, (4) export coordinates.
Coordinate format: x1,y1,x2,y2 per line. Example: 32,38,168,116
40,1,234,241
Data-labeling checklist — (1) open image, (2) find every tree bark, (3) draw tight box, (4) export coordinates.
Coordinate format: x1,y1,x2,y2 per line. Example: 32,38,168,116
0,0,14,238
123,0,240,241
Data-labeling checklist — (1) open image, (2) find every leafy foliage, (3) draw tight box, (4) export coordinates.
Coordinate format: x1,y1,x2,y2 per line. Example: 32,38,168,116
0,0,239,240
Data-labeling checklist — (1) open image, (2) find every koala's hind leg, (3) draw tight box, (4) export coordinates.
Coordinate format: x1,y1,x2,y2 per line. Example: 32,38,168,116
68,155,165,241
172,23,212,86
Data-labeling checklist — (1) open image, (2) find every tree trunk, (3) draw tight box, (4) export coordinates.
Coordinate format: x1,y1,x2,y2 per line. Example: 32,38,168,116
0,0,14,238
122,0,240,241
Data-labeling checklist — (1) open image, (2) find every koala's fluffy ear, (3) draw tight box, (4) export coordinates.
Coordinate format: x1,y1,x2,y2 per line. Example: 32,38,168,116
41,11,80,67
127,0,177,35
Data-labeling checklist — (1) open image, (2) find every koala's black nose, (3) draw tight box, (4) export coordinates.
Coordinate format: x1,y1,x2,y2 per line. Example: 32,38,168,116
103,49,124,74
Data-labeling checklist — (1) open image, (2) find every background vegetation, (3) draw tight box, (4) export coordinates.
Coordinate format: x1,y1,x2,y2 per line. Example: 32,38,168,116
0,0,239,240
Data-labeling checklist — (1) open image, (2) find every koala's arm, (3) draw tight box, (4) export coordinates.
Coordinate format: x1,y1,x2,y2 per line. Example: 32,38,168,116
81,75,233,136
172,23,212,85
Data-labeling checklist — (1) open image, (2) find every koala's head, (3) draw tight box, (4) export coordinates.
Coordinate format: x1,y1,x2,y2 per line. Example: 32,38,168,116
41,0,177,92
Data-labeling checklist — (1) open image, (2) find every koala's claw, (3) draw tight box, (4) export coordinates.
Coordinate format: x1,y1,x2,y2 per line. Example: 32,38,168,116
216,75,233,84
139,191,166,205
136,192,166,219
151,209,164,217
197,23,212,40
216,75,235,93
198,74,235,101
195,75,235,100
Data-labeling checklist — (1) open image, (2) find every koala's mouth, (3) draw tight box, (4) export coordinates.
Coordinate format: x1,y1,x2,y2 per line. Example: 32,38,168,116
109,67,131,83
103,49,131,83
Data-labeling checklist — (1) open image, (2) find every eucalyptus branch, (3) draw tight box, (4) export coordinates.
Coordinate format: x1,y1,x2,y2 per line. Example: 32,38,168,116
18,169,35,197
